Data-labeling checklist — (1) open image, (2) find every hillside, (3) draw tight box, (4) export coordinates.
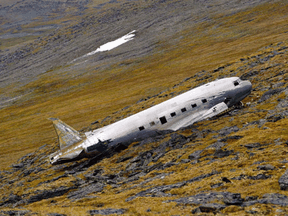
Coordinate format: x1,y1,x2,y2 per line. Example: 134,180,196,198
0,0,288,215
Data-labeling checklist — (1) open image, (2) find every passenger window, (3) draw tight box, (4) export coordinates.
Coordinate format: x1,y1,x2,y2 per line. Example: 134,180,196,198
170,112,176,117
191,103,197,108
139,126,145,131
150,121,155,126
160,116,167,124
202,99,207,103
181,108,187,112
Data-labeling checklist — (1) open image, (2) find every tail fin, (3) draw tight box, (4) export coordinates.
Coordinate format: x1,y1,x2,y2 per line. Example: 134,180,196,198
49,118,82,150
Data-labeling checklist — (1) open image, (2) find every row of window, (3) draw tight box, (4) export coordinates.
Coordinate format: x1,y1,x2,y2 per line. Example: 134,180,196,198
138,98,208,131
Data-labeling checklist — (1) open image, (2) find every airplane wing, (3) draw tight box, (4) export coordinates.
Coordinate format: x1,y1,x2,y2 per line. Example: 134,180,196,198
170,102,229,130
199,102,229,120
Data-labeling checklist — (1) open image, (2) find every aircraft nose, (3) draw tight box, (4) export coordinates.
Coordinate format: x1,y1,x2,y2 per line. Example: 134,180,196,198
243,80,252,95
238,80,252,100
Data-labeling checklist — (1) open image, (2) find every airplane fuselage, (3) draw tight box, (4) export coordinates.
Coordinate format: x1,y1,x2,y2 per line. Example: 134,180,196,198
49,77,252,164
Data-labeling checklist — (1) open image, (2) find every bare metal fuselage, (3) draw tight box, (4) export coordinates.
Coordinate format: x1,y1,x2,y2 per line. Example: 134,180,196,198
49,77,252,164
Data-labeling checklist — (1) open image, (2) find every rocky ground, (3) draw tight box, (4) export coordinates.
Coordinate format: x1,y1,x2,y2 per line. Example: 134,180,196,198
0,41,288,215
0,0,288,215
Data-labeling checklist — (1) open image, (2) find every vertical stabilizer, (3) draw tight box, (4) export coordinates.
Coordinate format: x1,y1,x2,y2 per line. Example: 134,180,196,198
49,118,82,150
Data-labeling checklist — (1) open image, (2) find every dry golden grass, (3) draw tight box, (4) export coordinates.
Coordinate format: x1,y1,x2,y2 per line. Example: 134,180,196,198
1,0,288,215
1,0,287,169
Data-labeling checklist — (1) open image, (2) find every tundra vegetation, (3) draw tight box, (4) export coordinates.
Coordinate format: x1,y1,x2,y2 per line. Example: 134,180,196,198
0,0,287,215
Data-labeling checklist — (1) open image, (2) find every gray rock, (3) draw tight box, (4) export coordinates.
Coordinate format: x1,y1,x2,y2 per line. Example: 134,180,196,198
258,88,284,103
231,174,246,180
218,126,239,136
211,183,223,188
0,210,30,216
218,135,243,142
122,172,146,184
47,214,67,216
273,82,286,88
279,169,288,190
266,113,286,122
116,156,133,163
248,174,271,180
68,183,104,200
167,133,188,149
274,138,283,145
126,171,218,202
240,70,259,80
0,194,22,207
163,162,177,168
40,173,69,185
180,159,191,163
199,203,226,213
170,192,243,205
244,143,261,149
152,152,165,162
246,210,259,214
27,186,74,204
188,150,203,160
89,208,125,215
206,141,227,150
191,207,202,214
12,163,24,169
213,149,234,158
257,164,275,170
245,196,258,201
223,193,243,205
258,193,288,206
258,119,267,128
126,182,185,202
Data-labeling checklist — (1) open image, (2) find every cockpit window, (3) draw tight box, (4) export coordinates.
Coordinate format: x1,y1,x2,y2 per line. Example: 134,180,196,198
233,79,240,86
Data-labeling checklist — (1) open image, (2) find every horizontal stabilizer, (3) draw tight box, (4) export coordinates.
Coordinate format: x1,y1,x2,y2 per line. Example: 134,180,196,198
49,118,82,150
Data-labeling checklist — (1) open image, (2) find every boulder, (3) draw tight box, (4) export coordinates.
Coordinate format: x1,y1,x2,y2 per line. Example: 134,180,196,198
89,208,126,215
257,164,275,171
0,194,22,207
188,150,203,160
0,210,30,216
170,192,243,206
279,169,288,190
248,174,271,180
244,143,261,149
199,203,226,213
27,187,74,204
259,193,288,206
223,193,243,205
258,88,284,103
68,183,104,200
213,149,234,158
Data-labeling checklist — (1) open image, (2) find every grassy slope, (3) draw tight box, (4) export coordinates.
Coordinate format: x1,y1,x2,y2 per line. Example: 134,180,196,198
0,1,287,169
0,0,288,215
1,40,286,215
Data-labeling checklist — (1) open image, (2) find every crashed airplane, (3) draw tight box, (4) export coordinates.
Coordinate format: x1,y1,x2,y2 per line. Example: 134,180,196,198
49,77,252,164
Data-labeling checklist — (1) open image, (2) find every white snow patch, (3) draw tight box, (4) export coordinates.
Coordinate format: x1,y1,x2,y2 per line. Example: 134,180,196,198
84,30,136,56
71,30,136,63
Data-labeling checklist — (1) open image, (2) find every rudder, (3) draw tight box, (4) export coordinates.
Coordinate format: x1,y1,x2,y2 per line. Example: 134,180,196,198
49,118,82,150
